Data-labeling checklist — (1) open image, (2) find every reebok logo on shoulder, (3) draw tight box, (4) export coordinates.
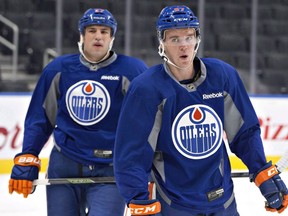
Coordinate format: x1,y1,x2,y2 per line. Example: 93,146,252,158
101,75,120,81
203,92,223,100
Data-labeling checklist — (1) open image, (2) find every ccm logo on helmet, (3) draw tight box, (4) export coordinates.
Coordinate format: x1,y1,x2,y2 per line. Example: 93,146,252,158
174,18,188,22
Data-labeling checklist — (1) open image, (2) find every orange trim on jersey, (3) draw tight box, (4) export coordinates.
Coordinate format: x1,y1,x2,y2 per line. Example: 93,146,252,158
148,182,154,200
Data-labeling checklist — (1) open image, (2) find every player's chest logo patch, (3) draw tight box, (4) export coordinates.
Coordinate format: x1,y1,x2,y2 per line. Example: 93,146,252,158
66,80,111,126
172,104,223,159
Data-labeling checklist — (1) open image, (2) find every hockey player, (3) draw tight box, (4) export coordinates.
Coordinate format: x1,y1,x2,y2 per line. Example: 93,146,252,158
114,5,288,215
8,8,147,216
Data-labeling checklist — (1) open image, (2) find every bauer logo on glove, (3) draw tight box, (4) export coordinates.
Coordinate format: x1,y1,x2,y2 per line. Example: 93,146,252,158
15,155,41,168
9,152,41,198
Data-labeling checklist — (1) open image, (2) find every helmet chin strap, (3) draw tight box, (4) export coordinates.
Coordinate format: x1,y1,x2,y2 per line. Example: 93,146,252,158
78,35,114,64
158,40,200,70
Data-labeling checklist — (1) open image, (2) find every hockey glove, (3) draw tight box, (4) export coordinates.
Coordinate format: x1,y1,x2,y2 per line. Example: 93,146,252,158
252,161,288,213
129,199,161,215
9,152,41,198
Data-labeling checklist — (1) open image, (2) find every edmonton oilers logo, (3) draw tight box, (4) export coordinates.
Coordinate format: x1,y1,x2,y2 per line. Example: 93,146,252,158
172,104,223,159
66,80,111,126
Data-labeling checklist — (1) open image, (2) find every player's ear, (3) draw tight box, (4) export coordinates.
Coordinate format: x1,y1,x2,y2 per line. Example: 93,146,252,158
158,42,168,62
158,43,164,54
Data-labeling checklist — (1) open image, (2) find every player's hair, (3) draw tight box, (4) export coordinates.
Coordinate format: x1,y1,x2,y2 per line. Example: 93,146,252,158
78,8,117,37
156,5,200,41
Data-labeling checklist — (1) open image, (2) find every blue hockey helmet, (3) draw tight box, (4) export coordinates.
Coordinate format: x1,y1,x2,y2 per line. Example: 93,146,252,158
78,8,117,37
156,5,200,41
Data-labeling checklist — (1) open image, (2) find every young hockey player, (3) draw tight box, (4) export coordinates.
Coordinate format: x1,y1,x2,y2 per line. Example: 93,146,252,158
114,5,288,215
8,8,147,216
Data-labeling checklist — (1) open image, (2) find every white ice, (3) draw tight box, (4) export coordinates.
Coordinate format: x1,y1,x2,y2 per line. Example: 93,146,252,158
1,172,288,215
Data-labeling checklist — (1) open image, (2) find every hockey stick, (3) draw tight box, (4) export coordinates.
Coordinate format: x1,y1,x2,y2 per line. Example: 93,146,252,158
231,149,288,178
33,150,288,184
231,172,249,178
33,176,115,186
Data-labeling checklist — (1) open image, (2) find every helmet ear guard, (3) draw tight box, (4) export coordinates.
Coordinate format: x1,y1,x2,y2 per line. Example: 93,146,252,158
194,33,201,53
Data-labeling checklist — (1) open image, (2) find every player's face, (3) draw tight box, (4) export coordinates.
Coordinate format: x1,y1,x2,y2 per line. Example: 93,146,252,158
163,28,197,68
82,25,113,62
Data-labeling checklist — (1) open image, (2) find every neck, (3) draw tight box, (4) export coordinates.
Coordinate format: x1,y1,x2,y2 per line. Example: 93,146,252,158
85,51,110,64
168,63,194,81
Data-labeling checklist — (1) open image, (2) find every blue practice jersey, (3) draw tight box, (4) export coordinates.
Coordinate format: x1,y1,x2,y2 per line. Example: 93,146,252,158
114,57,267,213
22,52,147,165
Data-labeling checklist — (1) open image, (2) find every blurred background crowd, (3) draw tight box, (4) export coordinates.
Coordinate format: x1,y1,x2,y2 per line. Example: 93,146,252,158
0,0,288,94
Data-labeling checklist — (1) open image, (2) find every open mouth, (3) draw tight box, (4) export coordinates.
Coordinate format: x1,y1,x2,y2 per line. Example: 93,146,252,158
180,55,188,59
93,43,102,47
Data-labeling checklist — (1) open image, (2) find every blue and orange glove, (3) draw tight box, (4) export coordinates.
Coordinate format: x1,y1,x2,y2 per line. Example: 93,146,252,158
252,161,288,213
9,152,41,198
129,199,161,215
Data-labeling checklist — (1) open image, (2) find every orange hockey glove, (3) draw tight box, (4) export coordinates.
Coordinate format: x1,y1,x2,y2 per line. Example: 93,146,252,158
129,199,161,215
253,161,288,213
9,152,41,198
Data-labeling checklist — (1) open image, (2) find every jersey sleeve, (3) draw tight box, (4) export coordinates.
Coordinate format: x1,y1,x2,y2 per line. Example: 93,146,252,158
223,64,266,173
114,83,157,204
22,63,60,155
